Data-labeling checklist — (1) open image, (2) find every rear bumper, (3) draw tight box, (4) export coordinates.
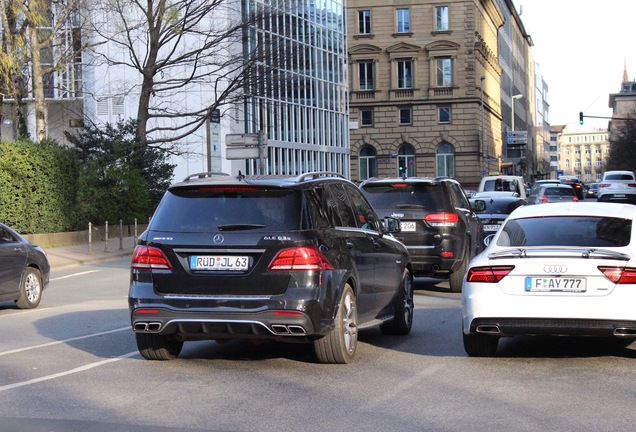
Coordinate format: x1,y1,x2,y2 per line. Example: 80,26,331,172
597,193,636,204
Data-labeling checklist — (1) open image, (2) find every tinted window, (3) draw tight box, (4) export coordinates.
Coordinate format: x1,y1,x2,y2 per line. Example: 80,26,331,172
344,183,380,231
473,199,523,215
326,183,357,228
544,187,575,197
150,187,301,232
0,226,17,243
361,183,448,211
605,174,635,180
497,216,631,247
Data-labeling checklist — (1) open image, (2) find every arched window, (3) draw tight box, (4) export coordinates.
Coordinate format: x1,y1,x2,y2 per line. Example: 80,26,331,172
436,142,455,177
359,146,377,180
397,144,416,177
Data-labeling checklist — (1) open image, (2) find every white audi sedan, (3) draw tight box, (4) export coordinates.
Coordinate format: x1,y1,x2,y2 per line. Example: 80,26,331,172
462,202,636,357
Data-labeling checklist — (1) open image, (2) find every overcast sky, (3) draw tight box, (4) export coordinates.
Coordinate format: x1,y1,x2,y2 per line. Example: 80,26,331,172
517,1,636,129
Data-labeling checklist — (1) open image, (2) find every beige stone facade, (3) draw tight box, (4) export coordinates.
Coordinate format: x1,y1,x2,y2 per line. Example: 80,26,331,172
347,0,504,189
557,126,610,183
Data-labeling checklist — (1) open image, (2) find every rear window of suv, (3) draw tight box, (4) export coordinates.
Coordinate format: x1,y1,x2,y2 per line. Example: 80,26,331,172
497,216,631,247
361,183,448,211
150,186,302,232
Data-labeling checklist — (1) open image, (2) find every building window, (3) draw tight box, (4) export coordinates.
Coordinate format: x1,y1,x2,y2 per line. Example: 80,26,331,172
435,6,449,31
595,147,601,154
396,8,410,33
359,146,377,180
585,147,591,154
436,142,455,177
575,148,581,155
359,61,374,91
399,107,412,125
565,160,570,168
595,159,602,167
397,59,413,88
435,58,452,87
438,106,451,123
397,144,416,177
361,109,373,127
585,160,591,168
358,10,371,34
575,160,581,169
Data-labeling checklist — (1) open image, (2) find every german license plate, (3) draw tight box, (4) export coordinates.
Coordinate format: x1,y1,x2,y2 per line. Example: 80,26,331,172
484,224,501,232
525,277,586,292
190,255,249,271
615,194,626,198
400,222,416,232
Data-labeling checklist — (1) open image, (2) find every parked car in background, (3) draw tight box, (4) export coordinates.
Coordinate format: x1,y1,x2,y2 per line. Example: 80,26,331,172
462,202,636,357
558,176,585,200
586,182,599,199
360,177,483,293
129,172,413,364
470,193,526,246
0,222,49,309
597,170,636,204
529,183,579,204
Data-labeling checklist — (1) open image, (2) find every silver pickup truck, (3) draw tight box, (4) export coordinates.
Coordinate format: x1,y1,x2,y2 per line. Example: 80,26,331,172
597,170,636,204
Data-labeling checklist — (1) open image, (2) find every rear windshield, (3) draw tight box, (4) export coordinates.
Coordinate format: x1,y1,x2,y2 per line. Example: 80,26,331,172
544,187,575,197
604,174,635,181
473,199,523,215
497,216,631,247
481,179,522,194
150,186,302,232
361,183,448,211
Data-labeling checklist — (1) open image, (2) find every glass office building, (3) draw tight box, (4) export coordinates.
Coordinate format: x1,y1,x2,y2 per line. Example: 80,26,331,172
243,0,349,176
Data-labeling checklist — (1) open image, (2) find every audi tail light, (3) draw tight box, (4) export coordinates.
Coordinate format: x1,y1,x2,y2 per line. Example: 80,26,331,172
425,212,459,227
131,245,172,270
598,266,636,284
268,246,334,271
466,266,515,283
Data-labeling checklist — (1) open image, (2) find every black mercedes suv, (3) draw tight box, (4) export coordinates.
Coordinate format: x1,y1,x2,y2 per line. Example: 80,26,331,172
129,172,413,364
359,177,484,293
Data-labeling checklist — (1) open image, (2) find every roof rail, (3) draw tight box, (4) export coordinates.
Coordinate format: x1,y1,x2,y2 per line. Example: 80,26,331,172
297,171,346,182
183,172,231,182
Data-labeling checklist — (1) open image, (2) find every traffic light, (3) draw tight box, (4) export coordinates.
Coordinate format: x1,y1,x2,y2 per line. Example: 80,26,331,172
579,112,584,125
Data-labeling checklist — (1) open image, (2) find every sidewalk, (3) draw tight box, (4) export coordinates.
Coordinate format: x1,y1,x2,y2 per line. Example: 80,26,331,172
45,236,137,270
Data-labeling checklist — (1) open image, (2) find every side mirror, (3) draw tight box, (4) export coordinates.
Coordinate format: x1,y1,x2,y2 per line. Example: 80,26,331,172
382,217,401,234
471,199,487,212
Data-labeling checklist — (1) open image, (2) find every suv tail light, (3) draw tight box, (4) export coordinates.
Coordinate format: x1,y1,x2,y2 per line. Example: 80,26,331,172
268,246,334,271
628,183,636,188
131,245,173,270
466,266,514,283
598,266,636,284
540,194,549,203
425,212,459,227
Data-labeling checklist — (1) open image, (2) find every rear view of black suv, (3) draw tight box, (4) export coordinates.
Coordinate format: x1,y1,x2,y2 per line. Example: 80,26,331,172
360,177,483,293
129,172,413,364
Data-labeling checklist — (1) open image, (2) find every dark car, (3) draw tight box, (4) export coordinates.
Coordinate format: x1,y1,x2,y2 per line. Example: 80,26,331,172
558,176,585,200
129,172,413,364
586,182,599,199
0,223,49,309
359,177,483,293
469,194,526,246
529,183,579,204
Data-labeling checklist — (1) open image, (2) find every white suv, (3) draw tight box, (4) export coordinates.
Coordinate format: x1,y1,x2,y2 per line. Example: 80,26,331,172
598,170,636,204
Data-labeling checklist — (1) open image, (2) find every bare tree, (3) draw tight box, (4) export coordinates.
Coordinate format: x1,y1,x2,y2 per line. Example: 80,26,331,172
88,0,265,148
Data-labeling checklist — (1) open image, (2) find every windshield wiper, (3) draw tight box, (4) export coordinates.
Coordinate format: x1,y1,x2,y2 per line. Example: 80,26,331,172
218,224,266,231
489,247,631,261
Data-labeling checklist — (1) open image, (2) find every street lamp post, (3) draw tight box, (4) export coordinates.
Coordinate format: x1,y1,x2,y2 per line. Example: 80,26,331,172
511,94,522,175
480,76,485,177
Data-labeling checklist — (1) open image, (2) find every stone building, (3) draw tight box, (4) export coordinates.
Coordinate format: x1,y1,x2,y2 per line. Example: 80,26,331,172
557,126,609,183
347,0,505,188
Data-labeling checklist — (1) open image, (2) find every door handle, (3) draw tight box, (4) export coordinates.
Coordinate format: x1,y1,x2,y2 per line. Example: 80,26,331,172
346,240,354,248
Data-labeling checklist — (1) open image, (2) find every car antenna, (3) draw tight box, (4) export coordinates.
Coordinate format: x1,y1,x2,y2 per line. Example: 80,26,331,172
236,170,245,181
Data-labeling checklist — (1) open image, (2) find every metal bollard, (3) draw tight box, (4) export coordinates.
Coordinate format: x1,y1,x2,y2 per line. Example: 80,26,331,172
104,221,109,252
119,219,123,250
88,222,93,254
134,218,138,243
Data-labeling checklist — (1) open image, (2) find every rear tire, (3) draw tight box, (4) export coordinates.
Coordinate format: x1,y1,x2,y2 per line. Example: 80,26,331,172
463,333,499,357
380,269,413,336
136,333,183,360
314,284,357,364
449,246,469,293
16,268,43,309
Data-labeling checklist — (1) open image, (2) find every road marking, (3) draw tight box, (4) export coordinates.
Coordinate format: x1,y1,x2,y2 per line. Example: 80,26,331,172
0,351,138,393
50,270,101,281
0,327,130,357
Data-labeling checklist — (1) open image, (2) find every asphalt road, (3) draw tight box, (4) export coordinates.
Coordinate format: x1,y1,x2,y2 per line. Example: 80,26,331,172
1,258,636,432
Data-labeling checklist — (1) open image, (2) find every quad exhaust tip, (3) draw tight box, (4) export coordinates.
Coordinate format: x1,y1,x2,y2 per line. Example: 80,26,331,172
475,325,501,335
134,322,162,333
271,324,307,335
613,327,636,337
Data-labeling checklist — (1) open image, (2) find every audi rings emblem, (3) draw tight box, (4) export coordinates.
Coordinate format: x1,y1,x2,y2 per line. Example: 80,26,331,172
544,265,567,274
213,234,225,244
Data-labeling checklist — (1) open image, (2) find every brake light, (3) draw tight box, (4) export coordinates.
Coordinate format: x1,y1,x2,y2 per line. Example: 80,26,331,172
425,212,459,227
268,246,334,271
198,186,259,192
466,266,514,283
598,266,636,284
599,183,610,188
131,245,173,270
392,183,409,188
135,309,160,314
540,194,549,203
628,183,636,188
573,196,579,202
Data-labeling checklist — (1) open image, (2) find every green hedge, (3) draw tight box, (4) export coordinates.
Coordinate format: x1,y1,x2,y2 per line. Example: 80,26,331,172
0,140,80,234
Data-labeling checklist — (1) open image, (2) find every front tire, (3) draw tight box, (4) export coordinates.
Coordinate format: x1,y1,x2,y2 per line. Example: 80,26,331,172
16,267,43,309
380,269,414,335
463,333,499,357
136,333,184,360
314,284,358,364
